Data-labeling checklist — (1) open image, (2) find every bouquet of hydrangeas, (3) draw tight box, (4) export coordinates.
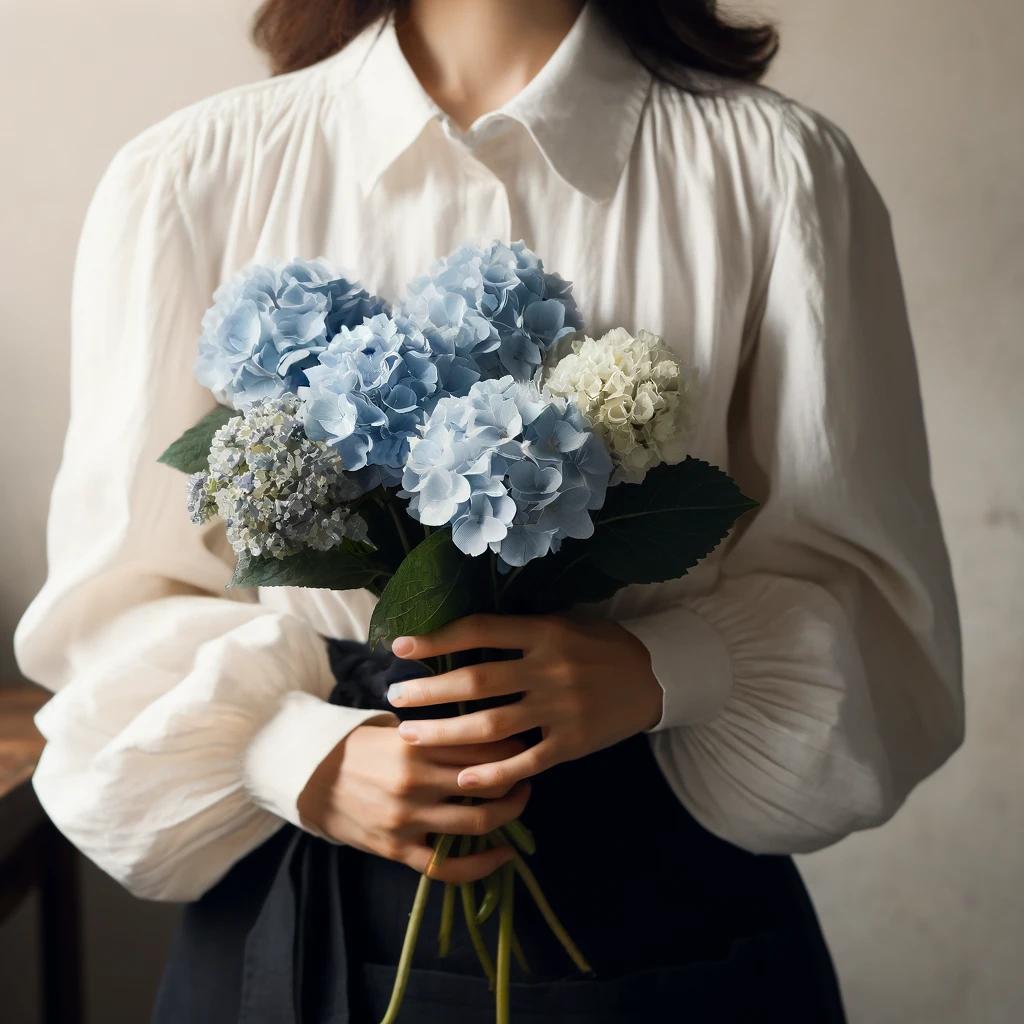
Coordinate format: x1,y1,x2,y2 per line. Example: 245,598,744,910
159,241,756,1024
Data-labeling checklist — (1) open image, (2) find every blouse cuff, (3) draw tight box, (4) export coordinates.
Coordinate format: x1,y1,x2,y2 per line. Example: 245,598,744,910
619,604,734,732
243,690,396,836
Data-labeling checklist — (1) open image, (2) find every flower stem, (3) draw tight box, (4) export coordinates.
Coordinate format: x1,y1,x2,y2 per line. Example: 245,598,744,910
379,832,453,1024
511,928,531,976
498,820,536,856
496,861,515,1024
459,836,497,989
485,833,592,976
426,831,456,878
477,865,501,925
385,494,412,555
438,882,456,958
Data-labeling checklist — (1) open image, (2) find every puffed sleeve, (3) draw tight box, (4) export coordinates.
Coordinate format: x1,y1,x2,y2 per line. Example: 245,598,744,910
620,101,964,854
13,129,394,901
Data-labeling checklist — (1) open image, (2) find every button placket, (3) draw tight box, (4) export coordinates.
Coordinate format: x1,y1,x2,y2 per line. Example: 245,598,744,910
448,128,512,244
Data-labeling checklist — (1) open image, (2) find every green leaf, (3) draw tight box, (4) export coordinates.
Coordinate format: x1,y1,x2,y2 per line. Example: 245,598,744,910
501,457,758,610
228,542,387,591
157,405,236,474
589,458,758,585
367,530,484,651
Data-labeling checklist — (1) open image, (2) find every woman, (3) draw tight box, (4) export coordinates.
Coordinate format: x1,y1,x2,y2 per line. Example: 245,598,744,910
15,0,964,1020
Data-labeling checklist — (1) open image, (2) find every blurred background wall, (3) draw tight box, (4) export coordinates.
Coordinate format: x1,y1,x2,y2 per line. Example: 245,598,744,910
0,0,1020,1020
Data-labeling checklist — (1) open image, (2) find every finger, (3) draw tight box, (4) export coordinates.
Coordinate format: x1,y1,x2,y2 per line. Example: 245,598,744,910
424,738,527,766
387,662,526,709
456,740,558,791
392,613,554,660
412,781,531,836
389,763,518,801
405,841,515,884
397,703,538,747
384,760,461,799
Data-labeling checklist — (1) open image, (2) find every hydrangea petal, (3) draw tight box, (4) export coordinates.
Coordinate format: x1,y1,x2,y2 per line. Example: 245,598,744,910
399,240,583,384
401,376,610,568
195,259,388,409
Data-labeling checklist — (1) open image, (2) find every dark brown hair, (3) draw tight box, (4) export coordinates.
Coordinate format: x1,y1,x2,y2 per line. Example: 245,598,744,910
252,1,779,84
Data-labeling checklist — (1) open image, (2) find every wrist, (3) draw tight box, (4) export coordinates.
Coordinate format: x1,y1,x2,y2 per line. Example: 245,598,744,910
243,691,395,830
618,605,734,732
606,621,664,733
632,637,665,732
296,732,347,838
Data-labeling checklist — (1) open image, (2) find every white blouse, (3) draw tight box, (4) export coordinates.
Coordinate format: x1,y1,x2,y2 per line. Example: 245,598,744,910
15,3,964,902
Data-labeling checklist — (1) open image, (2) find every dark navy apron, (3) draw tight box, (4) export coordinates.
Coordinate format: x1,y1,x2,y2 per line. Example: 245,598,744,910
152,638,846,1023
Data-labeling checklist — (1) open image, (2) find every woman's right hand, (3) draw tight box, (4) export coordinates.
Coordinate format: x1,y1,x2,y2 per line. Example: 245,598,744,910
297,717,531,883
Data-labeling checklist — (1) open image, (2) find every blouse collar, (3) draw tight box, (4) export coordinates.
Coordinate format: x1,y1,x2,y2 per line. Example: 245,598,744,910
340,2,653,201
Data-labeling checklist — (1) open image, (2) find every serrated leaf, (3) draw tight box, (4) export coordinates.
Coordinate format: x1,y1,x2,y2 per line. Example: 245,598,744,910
589,458,758,584
228,542,387,591
158,405,236,474
367,530,484,651
500,457,758,609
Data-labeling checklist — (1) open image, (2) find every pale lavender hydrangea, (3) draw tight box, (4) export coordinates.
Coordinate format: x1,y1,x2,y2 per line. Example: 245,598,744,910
401,376,612,567
187,395,369,562
195,259,388,409
400,240,583,383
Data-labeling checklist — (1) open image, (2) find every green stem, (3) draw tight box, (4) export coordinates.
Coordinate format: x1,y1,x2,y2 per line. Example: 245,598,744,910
510,850,592,974
511,928,531,976
386,495,412,556
477,866,501,925
426,831,456,878
496,861,515,1024
458,835,497,989
498,820,536,857
379,833,452,1024
438,882,456,958
485,834,592,976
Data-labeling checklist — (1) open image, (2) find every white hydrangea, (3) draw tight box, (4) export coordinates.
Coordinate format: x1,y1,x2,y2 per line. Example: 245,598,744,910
542,328,697,484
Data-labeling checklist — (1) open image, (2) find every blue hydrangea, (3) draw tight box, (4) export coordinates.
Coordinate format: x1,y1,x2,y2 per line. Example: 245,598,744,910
186,395,369,563
399,240,583,383
401,376,612,567
195,259,388,408
298,311,476,490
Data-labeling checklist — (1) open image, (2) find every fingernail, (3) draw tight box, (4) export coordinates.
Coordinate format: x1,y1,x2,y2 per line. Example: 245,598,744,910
392,636,414,657
459,771,480,789
398,722,420,743
386,683,405,705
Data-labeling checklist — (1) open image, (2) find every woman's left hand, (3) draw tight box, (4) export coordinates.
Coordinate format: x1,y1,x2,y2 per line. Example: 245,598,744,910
386,614,663,793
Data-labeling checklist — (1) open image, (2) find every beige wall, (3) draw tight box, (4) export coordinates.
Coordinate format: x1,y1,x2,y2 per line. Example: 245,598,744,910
1,1,1021,1021
769,3,1024,1021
